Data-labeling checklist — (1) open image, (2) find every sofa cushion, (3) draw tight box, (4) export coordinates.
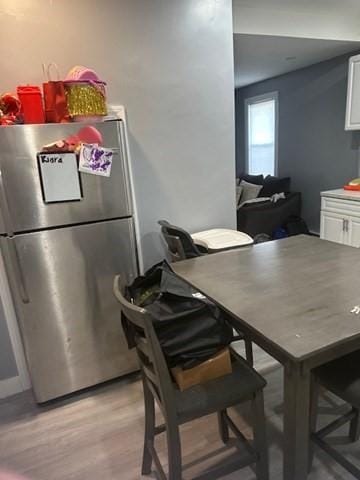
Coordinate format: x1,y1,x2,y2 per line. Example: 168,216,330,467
236,184,244,208
239,173,264,185
261,176,291,197
239,180,263,204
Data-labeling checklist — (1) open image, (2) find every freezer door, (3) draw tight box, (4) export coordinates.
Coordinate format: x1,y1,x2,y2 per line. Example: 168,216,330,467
0,121,132,233
1,218,139,402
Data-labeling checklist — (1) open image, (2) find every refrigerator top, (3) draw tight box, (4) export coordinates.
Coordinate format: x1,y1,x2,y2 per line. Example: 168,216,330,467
0,120,133,234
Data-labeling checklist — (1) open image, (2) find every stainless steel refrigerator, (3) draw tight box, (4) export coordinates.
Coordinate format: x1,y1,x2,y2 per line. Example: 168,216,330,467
0,120,139,402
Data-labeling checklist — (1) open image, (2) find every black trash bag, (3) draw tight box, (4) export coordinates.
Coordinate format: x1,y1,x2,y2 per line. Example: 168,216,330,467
122,261,234,369
284,215,309,236
253,233,271,244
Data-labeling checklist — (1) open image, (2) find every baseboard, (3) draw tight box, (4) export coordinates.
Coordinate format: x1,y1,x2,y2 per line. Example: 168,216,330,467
0,375,23,399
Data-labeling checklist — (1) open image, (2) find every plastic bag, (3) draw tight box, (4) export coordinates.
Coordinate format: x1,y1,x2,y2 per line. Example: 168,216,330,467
122,261,234,368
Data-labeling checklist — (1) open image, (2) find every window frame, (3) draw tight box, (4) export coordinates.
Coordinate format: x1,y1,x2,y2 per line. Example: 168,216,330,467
244,91,279,177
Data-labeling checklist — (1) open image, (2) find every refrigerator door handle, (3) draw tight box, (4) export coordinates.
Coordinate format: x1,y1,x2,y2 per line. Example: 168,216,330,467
8,240,30,304
0,165,13,235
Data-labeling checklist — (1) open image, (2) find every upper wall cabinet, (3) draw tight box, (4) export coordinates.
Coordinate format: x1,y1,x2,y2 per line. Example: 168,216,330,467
345,54,360,130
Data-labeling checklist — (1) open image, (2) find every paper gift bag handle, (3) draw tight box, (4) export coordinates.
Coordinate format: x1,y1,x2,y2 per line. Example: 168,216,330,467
42,62,61,82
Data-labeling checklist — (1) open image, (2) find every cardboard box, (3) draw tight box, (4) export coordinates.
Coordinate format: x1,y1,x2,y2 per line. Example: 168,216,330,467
171,348,232,391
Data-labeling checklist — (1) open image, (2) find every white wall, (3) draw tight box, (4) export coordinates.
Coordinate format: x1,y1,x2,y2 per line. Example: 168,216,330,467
0,0,236,389
233,0,360,41
0,0,236,269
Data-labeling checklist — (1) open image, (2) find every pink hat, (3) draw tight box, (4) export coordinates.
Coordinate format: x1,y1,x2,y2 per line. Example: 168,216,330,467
64,66,106,86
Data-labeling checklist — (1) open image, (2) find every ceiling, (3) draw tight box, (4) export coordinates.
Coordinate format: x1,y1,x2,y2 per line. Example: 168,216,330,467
232,0,360,41
234,34,360,88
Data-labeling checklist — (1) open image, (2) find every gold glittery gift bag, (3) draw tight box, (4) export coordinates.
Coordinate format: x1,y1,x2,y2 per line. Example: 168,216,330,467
64,66,107,122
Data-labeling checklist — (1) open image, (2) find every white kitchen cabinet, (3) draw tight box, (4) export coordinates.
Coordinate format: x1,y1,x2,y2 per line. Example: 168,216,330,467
345,54,360,130
348,216,360,248
320,212,347,245
320,189,360,248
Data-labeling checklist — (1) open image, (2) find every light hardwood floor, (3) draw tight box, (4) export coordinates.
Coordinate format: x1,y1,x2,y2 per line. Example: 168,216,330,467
0,347,359,480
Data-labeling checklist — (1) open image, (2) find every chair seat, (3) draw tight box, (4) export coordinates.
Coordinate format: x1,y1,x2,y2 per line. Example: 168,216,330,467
176,356,266,423
314,350,360,409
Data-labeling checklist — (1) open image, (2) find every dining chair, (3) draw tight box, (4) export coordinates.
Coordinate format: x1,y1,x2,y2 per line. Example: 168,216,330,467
158,220,254,260
158,220,204,262
113,274,269,480
309,350,360,477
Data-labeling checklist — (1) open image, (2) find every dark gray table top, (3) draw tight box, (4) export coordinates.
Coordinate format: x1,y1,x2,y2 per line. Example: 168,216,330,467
172,235,360,361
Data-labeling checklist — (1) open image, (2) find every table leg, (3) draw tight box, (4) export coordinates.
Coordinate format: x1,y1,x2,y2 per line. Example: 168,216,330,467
283,362,311,480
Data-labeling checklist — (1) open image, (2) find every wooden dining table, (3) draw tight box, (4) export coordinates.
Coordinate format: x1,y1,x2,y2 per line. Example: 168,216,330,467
172,235,360,480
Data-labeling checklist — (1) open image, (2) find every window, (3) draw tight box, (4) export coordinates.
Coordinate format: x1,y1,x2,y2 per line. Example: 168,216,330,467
245,92,278,177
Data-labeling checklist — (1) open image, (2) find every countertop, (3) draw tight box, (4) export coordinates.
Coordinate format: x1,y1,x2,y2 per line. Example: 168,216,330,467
321,188,360,202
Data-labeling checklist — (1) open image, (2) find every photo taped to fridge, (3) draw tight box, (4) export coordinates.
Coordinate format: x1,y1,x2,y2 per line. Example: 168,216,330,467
37,152,83,203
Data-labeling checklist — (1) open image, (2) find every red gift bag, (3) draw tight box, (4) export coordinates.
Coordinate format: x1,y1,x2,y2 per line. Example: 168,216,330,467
42,63,69,123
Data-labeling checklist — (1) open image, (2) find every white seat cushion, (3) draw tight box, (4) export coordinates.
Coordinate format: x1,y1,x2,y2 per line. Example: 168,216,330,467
191,229,253,251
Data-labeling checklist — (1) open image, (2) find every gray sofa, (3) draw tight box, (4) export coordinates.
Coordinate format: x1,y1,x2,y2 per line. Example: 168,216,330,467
237,192,302,237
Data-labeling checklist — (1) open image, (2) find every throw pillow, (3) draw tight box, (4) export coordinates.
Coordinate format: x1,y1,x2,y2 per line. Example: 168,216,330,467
236,184,244,208
239,180,263,204
239,173,264,185
261,176,291,197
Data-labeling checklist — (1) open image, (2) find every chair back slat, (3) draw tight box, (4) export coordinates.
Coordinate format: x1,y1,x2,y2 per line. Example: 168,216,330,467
162,232,186,262
158,219,202,260
142,364,159,387
137,336,153,362
144,377,164,414
113,274,177,415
